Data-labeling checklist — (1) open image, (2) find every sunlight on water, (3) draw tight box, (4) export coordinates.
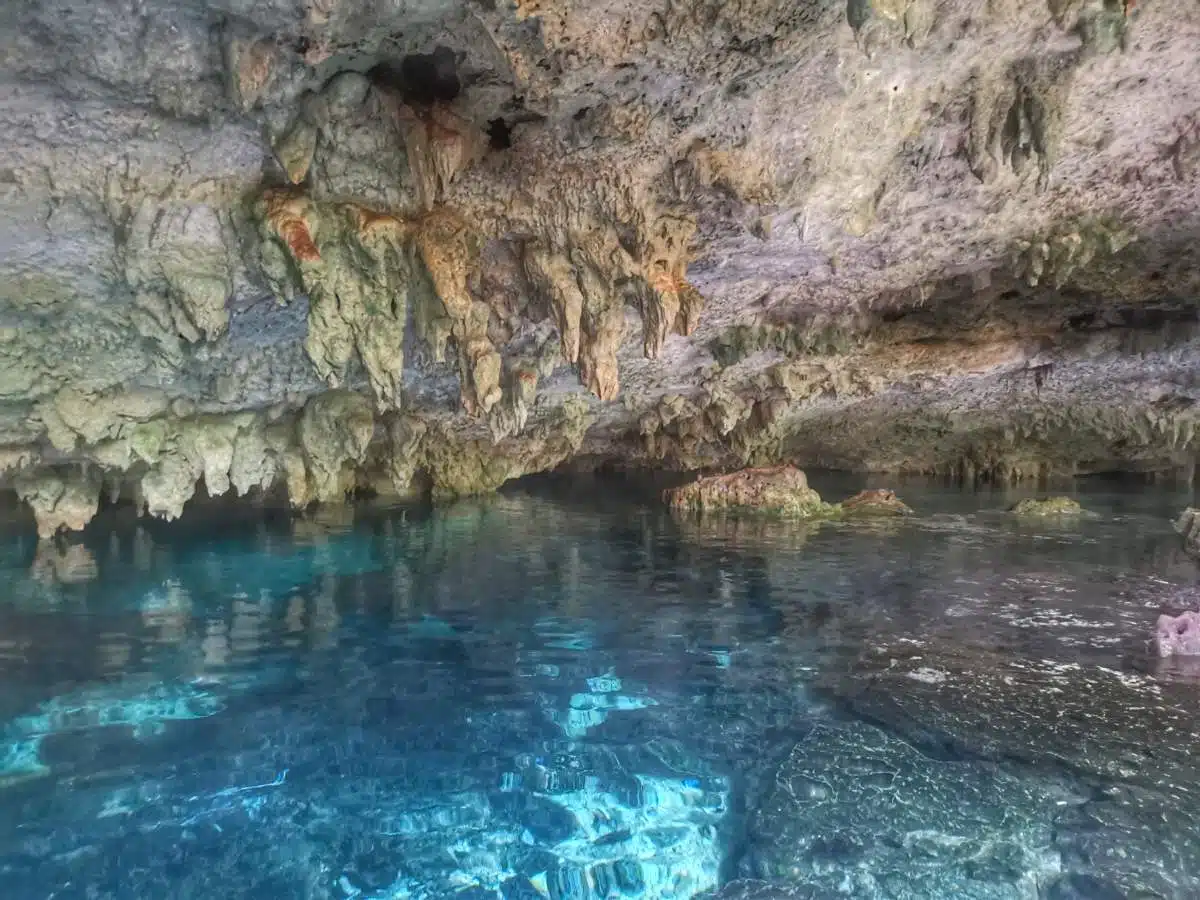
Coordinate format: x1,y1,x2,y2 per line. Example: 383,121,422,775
0,474,1199,899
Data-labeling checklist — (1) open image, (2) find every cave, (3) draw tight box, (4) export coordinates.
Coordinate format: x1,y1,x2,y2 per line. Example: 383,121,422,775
3,1,1200,897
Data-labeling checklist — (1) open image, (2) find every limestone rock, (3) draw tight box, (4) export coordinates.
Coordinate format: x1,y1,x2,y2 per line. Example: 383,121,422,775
385,415,427,495
226,35,280,110
1009,496,1083,517
138,417,245,520
1174,507,1200,558
2,0,1200,534
36,388,169,453
968,56,1075,189
15,469,101,538
664,465,832,518
390,103,482,210
638,389,787,471
422,396,593,499
124,201,237,345
412,208,503,415
839,488,912,517
1012,217,1135,289
229,426,279,497
0,447,38,478
295,390,375,504
258,193,410,411
140,452,203,521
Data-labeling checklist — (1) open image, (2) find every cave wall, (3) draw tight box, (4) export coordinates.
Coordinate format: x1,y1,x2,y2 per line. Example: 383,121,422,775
1,0,1199,536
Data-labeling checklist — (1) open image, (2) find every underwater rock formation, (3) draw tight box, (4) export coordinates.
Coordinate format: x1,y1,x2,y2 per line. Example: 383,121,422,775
744,717,1075,897
0,679,224,785
2,0,1200,533
822,638,1200,898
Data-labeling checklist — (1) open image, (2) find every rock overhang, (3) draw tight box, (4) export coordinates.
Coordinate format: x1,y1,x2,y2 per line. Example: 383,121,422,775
0,0,1199,537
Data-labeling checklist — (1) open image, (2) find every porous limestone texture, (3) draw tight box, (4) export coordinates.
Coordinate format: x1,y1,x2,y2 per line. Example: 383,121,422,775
2,0,1200,535
1175,507,1200,557
1009,496,1084,517
665,467,914,519
665,465,834,518
839,488,912,517
822,639,1200,899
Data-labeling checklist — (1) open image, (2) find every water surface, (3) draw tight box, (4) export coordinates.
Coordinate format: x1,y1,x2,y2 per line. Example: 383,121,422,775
1,475,1198,899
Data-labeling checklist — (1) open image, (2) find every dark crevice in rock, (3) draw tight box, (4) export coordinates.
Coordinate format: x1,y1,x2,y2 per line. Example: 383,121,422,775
486,116,512,150
368,46,461,107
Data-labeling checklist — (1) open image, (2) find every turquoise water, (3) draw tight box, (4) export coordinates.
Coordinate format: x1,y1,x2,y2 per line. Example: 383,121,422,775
1,475,1199,899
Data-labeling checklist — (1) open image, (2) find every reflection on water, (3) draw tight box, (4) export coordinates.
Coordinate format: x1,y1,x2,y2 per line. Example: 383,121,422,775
0,474,1198,898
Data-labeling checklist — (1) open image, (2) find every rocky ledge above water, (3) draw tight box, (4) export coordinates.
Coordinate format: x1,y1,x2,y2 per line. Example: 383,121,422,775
2,0,1199,538
664,465,913,518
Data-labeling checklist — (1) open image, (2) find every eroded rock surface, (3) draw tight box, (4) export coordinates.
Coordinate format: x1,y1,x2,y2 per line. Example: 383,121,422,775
743,718,1075,898
1175,507,1200,557
1010,496,1084,517
821,640,1200,898
839,488,912,517
2,0,1200,533
665,465,833,517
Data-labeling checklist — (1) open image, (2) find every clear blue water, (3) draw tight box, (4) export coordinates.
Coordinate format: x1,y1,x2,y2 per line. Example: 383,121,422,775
2,474,1200,900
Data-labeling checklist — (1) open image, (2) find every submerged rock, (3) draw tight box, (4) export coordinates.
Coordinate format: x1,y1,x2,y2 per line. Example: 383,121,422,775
1155,610,1200,658
664,466,833,518
1009,497,1083,518
702,882,819,899
742,717,1073,897
822,639,1200,898
838,488,912,518
0,680,225,784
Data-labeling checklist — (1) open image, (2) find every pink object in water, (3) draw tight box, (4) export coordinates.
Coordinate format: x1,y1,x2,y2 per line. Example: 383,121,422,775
1155,611,1200,657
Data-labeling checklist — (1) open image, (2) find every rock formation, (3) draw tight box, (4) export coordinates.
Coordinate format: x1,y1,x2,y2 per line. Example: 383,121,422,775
839,488,912,517
1176,507,1200,557
1009,495,1084,517
1155,610,1200,658
664,465,912,519
666,465,833,518
2,0,1200,535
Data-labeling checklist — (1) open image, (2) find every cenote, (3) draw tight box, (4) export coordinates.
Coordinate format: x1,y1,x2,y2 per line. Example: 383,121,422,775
2,474,1199,899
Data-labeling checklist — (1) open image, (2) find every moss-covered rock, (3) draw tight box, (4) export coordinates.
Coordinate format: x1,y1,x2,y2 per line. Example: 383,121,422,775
1009,496,1083,517
708,323,857,368
664,465,835,518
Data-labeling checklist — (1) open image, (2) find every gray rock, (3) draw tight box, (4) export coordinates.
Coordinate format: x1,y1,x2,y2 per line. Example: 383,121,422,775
2,0,1200,531
821,640,1200,898
740,718,1073,899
